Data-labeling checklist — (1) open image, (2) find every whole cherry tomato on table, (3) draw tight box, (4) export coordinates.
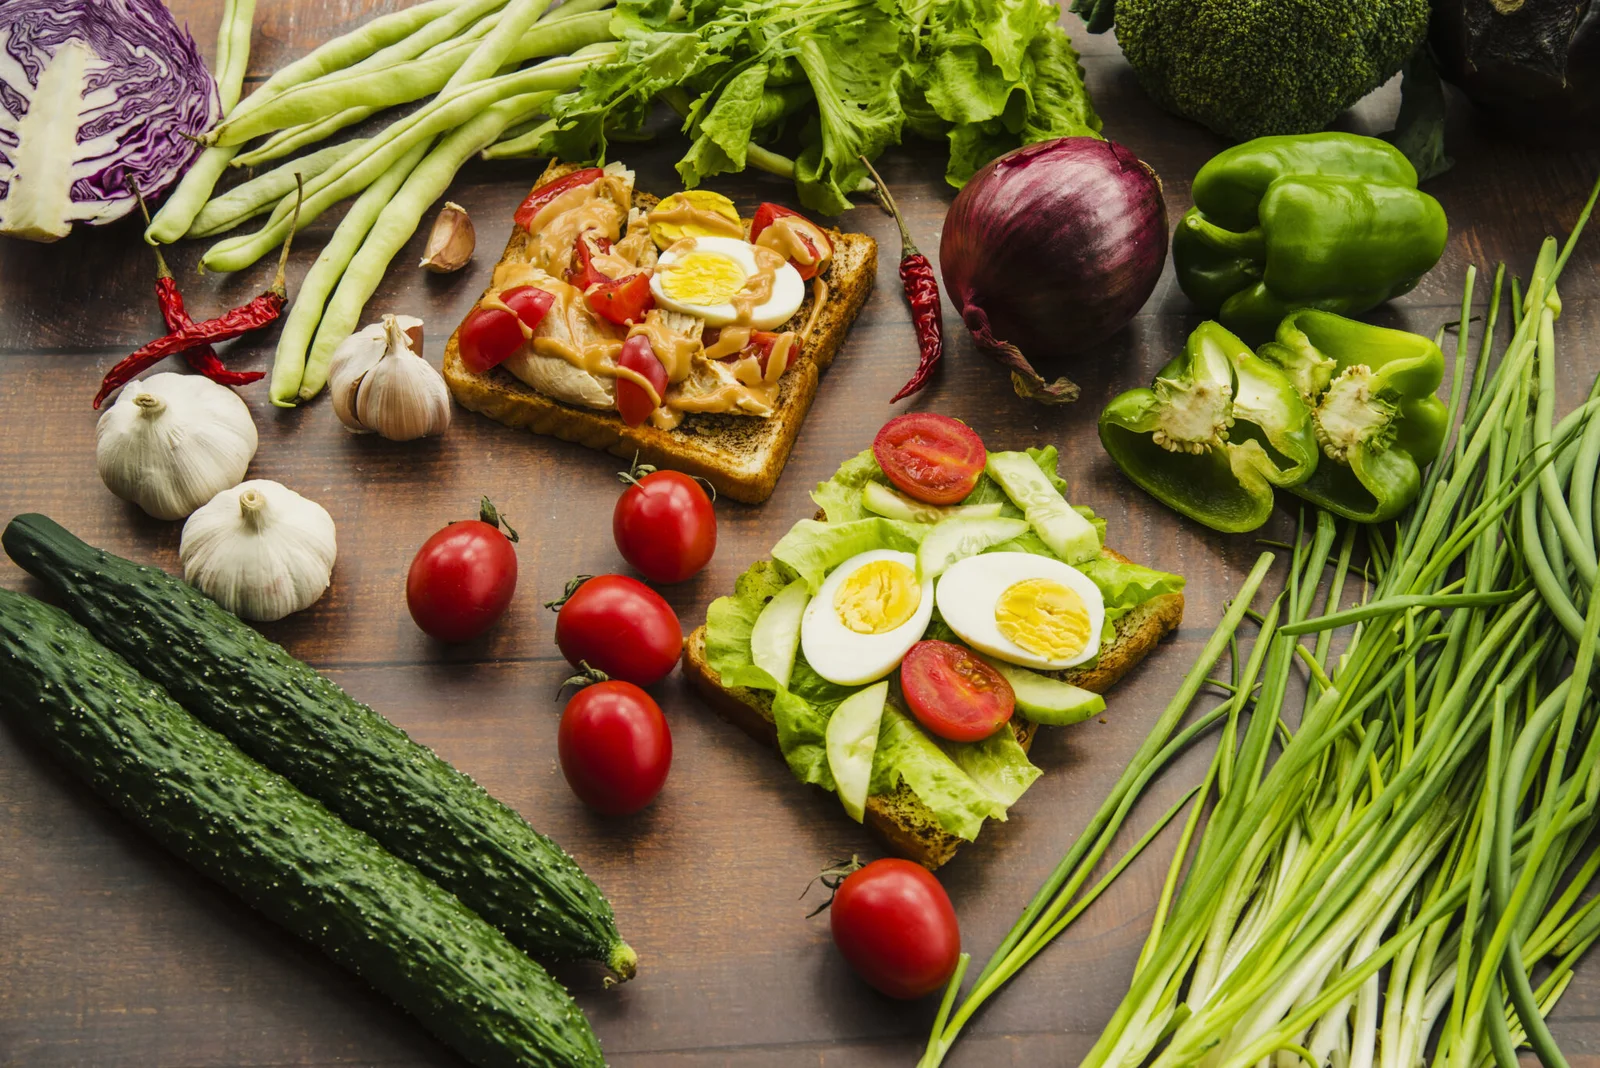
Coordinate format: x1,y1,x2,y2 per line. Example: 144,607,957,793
406,497,519,643
613,463,717,584
546,574,683,686
558,678,672,815
824,858,961,999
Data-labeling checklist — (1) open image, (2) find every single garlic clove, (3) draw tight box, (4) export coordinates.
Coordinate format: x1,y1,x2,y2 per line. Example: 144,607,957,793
420,202,474,273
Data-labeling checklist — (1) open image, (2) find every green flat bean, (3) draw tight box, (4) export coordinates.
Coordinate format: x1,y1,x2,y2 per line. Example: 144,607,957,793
232,106,380,169
213,0,258,113
299,91,553,401
270,141,431,406
190,140,366,238
219,8,612,145
202,50,608,273
148,0,475,243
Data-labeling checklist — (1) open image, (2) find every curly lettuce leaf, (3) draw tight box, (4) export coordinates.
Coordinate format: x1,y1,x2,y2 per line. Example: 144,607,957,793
678,62,769,188
869,706,1012,839
771,517,927,592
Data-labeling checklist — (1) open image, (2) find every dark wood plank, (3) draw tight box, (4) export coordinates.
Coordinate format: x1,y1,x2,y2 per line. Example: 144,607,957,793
3,3,1600,1067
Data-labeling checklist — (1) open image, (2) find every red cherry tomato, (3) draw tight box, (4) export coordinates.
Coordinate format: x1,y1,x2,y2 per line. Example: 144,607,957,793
558,680,672,815
586,271,655,326
615,335,669,427
566,233,615,290
750,202,831,281
613,469,716,584
872,413,987,505
551,575,682,686
406,502,519,643
514,167,604,231
900,640,1015,743
458,286,554,373
829,859,961,999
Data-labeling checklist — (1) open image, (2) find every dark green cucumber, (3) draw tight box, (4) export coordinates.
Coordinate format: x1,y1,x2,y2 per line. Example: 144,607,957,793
4,514,634,979
0,588,603,1068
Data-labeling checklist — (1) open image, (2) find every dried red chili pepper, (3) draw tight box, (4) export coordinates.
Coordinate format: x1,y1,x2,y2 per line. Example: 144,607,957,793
96,181,303,409
860,155,943,403
130,187,265,391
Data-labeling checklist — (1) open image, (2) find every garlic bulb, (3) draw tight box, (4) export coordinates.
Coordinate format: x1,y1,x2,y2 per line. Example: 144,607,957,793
180,480,338,622
96,372,258,521
328,314,451,441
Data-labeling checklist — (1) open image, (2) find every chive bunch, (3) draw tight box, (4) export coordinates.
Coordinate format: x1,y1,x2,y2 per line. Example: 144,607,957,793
922,177,1600,1068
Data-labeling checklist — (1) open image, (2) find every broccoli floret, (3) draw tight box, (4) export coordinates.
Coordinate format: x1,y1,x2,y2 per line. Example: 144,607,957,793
1072,0,1431,140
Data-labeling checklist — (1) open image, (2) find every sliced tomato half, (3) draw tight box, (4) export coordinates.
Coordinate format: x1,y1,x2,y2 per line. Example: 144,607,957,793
750,202,831,281
457,286,556,373
616,335,669,427
872,413,987,505
899,640,1015,743
586,272,655,327
513,167,605,232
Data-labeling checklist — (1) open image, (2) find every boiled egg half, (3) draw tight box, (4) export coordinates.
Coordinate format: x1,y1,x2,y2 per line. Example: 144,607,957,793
936,553,1104,671
800,550,935,686
650,235,805,329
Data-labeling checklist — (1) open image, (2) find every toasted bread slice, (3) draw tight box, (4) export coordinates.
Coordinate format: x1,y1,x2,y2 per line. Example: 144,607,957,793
683,548,1185,869
443,162,877,503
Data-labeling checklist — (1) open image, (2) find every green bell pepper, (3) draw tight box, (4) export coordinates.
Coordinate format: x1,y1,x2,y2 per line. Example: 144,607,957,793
1173,133,1450,341
1258,310,1449,524
1100,321,1320,533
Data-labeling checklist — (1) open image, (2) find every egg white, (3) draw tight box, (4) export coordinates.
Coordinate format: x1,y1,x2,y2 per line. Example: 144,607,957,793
650,235,805,330
800,550,935,687
935,553,1105,671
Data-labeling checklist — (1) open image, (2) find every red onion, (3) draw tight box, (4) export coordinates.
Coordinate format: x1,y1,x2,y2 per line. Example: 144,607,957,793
940,137,1168,404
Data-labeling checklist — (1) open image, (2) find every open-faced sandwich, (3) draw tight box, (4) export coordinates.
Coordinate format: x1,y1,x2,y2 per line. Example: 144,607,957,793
685,415,1187,868
443,161,877,503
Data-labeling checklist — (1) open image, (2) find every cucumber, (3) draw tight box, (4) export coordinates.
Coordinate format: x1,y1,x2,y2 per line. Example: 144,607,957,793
984,452,1100,564
826,681,888,823
861,481,1005,524
3,514,633,979
0,588,603,1068
977,653,1106,725
750,579,809,689
917,516,1029,578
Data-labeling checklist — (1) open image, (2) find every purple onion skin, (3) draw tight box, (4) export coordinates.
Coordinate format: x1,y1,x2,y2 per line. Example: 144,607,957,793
941,137,1168,403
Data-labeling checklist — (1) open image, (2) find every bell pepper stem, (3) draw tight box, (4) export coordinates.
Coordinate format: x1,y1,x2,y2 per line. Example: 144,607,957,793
1182,213,1267,258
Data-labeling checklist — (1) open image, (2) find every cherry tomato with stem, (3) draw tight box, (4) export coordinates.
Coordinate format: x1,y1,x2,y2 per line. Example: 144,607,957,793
872,413,987,505
900,640,1015,742
821,858,961,999
558,676,672,816
613,462,716,584
407,497,520,643
546,574,682,686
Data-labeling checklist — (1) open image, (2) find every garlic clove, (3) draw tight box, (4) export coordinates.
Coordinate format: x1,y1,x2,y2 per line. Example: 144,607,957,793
95,372,258,520
349,315,452,442
180,479,337,622
420,202,475,273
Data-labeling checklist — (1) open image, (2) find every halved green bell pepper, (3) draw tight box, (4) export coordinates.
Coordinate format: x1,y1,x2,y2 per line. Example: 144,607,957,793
1173,133,1450,341
1099,321,1320,533
1258,310,1448,524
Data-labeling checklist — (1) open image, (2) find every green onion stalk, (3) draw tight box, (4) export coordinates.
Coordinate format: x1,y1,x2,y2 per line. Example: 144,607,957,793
920,174,1600,1068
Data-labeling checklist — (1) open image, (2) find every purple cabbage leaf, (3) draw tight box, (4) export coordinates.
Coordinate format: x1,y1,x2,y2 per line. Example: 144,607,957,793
0,0,218,242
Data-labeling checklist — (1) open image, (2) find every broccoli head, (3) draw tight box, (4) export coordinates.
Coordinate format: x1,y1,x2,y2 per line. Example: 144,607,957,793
1072,0,1431,140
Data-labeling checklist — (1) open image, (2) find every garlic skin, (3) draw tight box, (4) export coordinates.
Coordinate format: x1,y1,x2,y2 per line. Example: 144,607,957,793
420,202,475,272
328,314,451,441
96,372,258,521
180,480,338,622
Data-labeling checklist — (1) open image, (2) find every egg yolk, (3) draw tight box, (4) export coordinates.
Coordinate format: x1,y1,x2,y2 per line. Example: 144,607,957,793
995,578,1091,660
834,560,921,635
660,250,748,307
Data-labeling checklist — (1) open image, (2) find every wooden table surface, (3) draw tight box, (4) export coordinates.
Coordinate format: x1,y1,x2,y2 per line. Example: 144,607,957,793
4,4,1600,1066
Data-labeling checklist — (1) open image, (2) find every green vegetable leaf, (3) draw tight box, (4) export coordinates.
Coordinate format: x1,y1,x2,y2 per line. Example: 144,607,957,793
940,725,1041,814
678,62,769,188
812,449,886,522
771,518,927,592
1078,554,1187,612
1017,27,1102,144
870,706,1011,839
537,29,711,161
705,560,796,691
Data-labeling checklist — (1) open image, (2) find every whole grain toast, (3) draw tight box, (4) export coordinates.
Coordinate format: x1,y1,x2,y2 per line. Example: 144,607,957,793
443,162,877,503
683,544,1185,870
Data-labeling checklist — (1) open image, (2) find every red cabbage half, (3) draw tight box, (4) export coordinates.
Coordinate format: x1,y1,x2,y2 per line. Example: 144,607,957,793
0,0,218,242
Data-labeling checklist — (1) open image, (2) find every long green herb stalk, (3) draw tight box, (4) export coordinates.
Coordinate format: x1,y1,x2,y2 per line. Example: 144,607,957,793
921,174,1600,1068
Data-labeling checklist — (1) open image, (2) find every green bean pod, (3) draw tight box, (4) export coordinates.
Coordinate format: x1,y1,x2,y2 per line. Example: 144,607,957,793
189,140,366,239
213,0,258,113
298,91,553,402
232,107,381,170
